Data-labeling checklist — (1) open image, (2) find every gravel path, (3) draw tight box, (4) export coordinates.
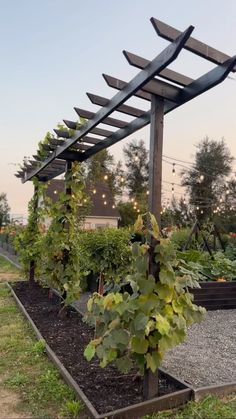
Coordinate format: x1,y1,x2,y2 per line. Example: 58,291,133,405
163,309,236,387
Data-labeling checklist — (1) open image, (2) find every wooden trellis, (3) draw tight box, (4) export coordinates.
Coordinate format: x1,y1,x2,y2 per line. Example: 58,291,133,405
15,18,236,400
16,18,236,225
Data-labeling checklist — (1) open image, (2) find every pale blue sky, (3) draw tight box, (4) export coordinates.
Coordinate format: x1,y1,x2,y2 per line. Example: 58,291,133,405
1,0,236,217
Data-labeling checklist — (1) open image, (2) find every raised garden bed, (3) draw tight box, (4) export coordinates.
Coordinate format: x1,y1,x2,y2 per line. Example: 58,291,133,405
10,280,192,418
192,281,236,310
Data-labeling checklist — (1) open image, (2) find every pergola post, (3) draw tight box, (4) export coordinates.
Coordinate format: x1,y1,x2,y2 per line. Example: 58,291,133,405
143,95,164,400
148,95,164,225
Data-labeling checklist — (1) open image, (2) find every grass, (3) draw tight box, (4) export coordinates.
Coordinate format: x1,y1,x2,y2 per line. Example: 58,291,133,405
145,393,236,419
0,284,84,418
0,254,19,273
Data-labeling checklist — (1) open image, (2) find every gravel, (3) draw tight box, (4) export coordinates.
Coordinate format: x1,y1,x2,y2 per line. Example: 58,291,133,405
163,309,236,387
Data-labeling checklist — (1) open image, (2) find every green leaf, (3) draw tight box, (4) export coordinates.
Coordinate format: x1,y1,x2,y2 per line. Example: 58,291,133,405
150,214,160,239
146,351,162,372
84,343,95,361
112,329,129,345
155,314,170,335
116,356,133,373
155,283,173,302
133,312,149,332
159,268,175,286
131,336,148,354
172,299,183,314
137,275,155,294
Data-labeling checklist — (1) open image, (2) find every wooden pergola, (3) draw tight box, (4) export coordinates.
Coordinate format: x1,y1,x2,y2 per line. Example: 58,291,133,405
16,18,236,224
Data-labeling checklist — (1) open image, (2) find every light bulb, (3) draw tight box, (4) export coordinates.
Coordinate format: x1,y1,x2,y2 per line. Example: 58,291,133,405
134,154,138,162
104,201,107,205
104,174,108,180
102,194,106,198
200,175,204,181
93,189,96,194
146,190,149,195
172,163,176,176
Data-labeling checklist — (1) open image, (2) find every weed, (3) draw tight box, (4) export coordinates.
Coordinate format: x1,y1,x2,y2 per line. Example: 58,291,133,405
61,400,84,418
30,339,46,355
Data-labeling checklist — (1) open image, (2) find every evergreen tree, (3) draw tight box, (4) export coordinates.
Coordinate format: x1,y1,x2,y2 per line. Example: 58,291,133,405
123,139,149,208
181,137,233,221
0,193,10,228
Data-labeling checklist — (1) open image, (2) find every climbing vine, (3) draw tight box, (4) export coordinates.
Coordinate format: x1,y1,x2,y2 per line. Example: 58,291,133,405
14,178,47,279
84,213,206,374
39,162,90,304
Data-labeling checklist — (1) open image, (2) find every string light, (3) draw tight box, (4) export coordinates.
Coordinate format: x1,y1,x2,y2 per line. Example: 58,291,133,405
102,194,106,198
83,198,87,203
134,153,139,162
104,201,107,205
104,174,108,180
226,188,230,195
172,163,176,176
199,174,204,181
120,176,124,183
112,204,115,209
93,189,96,194
146,190,149,195
171,184,174,194
54,190,57,194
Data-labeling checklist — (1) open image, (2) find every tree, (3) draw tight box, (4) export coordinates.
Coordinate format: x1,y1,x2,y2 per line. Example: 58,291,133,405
181,137,233,221
84,149,124,198
0,193,10,228
123,139,149,210
117,201,138,227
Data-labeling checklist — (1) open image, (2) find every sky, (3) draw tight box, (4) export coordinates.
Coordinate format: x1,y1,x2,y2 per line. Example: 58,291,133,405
1,0,236,219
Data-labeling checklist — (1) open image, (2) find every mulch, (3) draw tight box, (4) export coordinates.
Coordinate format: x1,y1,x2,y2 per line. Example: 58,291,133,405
13,281,182,414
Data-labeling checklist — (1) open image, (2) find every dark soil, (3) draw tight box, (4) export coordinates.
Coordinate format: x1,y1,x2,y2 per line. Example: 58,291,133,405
13,281,185,414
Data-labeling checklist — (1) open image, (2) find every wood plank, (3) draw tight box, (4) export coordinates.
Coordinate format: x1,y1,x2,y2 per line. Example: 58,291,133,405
86,93,146,117
103,74,182,103
151,18,236,72
74,108,128,128
124,50,193,86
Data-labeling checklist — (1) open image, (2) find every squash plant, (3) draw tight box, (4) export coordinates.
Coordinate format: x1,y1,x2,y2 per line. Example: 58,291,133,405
39,162,90,306
84,213,205,397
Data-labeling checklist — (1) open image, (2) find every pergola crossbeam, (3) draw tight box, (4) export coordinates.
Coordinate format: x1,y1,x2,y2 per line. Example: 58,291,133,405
74,107,128,128
86,93,146,117
123,50,193,86
20,25,193,182
103,73,182,103
151,18,236,72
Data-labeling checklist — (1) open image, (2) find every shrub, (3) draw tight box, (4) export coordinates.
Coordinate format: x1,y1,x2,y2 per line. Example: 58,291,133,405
77,227,132,288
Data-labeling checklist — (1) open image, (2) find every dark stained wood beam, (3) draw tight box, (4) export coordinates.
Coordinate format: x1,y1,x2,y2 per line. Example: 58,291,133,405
74,107,128,128
86,93,146,117
151,18,236,72
103,74,182,103
123,50,193,86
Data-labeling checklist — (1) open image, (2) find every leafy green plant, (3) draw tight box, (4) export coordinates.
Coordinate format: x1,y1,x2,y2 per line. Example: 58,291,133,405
31,339,46,355
14,178,47,279
78,227,132,288
39,162,90,305
177,249,236,281
61,400,83,418
84,214,205,375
